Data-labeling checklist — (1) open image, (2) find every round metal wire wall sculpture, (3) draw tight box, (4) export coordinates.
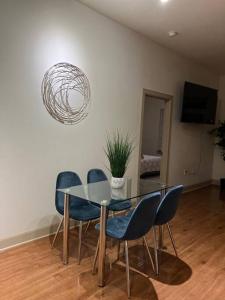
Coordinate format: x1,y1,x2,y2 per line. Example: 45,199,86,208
42,62,91,125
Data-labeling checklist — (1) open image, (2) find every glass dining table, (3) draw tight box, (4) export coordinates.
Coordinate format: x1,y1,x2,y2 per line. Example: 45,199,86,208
58,178,170,287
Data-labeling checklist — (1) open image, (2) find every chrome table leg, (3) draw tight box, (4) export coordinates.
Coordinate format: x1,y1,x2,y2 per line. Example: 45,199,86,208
98,205,107,287
78,221,83,264
125,240,131,298
92,238,99,274
63,193,69,265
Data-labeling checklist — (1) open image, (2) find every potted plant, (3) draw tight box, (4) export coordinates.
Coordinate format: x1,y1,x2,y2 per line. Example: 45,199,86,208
105,131,133,189
210,121,225,190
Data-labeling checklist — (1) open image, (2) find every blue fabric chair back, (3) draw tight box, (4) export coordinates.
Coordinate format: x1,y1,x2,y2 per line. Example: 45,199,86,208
155,185,183,225
55,171,85,214
122,192,161,240
87,168,132,211
87,169,107,183
87,169,109,206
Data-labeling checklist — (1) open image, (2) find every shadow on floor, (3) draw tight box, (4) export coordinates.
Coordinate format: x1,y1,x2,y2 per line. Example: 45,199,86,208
76,266,159,300
124,244,192,286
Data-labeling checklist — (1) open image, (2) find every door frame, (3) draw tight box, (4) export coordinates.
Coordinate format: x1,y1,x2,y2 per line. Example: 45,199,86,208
138,89,173,186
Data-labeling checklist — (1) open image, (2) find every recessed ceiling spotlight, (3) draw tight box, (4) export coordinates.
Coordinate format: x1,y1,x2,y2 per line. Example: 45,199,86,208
168,30,178,37
161,0,169,3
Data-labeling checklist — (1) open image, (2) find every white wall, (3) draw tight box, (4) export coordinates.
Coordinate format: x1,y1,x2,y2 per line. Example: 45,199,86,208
0,0,219,243
142,97,165,155
212,76,225,181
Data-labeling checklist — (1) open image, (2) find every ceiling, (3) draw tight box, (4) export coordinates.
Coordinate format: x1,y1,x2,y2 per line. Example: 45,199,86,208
79,0,225,75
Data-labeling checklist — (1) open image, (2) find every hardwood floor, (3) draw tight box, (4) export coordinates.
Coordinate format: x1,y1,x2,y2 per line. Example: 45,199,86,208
1,186,225,299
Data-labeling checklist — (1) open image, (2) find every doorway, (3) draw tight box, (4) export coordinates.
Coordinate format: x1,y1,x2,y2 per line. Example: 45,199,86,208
138,89,173,193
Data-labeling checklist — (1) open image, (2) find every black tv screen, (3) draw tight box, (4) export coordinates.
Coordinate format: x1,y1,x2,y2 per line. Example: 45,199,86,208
181,81,218,124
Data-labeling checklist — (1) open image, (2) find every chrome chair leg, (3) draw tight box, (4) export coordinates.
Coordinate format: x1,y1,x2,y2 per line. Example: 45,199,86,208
166,223,178,257
78,221,83,264
92,238,99,274
84,220,91,235
143,236,155,272
158,225,164,250
122,240,126,258
117,240,121,261
125,240,131,298
153,227,159,275
51,218,64,249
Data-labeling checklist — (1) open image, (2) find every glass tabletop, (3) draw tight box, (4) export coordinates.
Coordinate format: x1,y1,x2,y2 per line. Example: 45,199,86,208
58,179,170,207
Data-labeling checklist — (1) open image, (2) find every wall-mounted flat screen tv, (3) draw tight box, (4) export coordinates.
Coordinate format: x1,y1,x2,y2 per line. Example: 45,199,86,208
181,81,218,124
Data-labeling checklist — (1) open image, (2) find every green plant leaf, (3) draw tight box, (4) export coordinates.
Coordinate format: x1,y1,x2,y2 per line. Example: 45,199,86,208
104,130,134,177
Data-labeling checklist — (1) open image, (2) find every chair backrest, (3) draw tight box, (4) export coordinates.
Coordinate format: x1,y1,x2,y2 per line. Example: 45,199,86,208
87,168,107,183
87,169,109,206
155,185,184,225
55,171,85,214
123,192,161,240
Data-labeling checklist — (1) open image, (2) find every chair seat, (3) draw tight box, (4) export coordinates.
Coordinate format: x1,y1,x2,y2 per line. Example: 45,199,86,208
95,215,130,240
70,204,100,221
57,202,100,221
108,199,131,211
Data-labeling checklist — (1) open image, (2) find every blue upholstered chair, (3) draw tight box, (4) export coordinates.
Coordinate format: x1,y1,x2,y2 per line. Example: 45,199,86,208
52,171,100,264
94,192,161,298
87,169,132,212
154,185,183,274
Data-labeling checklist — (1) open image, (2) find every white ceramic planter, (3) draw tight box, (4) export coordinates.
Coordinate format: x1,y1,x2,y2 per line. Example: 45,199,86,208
111,177,125,189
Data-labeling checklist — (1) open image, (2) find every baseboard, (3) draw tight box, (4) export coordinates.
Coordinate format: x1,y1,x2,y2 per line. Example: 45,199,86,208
0,219,83,252
0,222,64,251
183,180,213,193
